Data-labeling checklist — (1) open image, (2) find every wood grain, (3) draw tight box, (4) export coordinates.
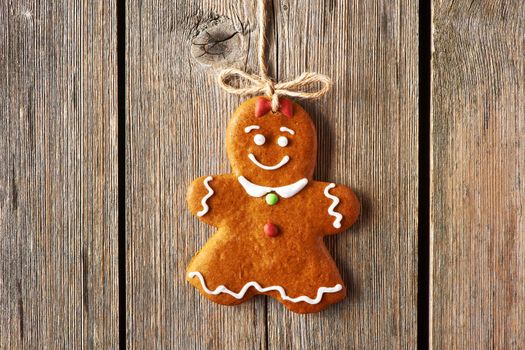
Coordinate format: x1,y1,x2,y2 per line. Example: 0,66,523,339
267,0,419,348
431,1,525,348
125,2,267,349
126,0,418,348
0,1,119,348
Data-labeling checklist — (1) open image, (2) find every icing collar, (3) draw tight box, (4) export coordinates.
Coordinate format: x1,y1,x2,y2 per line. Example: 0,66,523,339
238,176,308,198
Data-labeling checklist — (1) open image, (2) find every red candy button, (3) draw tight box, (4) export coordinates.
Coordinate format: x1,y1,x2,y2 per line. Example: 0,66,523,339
264,222,279,237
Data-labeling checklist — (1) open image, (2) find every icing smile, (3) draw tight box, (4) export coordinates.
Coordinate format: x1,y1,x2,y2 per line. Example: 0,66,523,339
248,153,290,170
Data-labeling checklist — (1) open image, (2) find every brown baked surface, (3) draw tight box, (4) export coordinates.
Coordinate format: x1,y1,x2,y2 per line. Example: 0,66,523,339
186,96,360,314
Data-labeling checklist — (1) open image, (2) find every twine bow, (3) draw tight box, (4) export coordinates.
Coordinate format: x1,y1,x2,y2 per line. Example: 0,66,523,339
218,69,332,112
217,0,332,112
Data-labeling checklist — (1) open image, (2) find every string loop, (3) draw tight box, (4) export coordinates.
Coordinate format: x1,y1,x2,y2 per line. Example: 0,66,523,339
217,0,331,111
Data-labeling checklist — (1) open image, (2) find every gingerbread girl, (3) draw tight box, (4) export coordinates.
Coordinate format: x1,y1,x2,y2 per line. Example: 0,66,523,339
186,96,360,313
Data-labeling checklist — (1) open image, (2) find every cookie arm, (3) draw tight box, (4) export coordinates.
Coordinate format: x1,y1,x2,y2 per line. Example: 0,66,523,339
187,175,232,227
316,182,360,235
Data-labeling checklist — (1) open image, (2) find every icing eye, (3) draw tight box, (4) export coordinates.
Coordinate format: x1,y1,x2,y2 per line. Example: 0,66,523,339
277,136,288,147
253,134,266,146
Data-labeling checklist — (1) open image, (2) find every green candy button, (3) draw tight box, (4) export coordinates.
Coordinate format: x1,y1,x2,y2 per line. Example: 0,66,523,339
265,193,279,205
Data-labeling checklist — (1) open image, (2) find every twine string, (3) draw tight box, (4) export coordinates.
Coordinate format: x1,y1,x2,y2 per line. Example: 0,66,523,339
217,0,332,112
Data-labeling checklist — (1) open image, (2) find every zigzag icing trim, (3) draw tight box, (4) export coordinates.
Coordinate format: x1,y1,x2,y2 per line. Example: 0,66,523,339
323,183,343,228
188,271,342,305
197,176,214,217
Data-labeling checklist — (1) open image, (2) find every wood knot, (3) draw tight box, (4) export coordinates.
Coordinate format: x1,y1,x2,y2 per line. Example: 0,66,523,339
190,15,247,67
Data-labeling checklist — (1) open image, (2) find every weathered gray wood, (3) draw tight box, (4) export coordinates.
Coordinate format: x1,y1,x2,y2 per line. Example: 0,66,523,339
127,0,418,348
126,1,267,349
266,1,419,348
431,1,525,348
0,1,119,348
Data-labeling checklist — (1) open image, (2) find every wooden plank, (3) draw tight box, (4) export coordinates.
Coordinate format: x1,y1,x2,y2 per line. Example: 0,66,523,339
265,1,419,348
126,1,267,348
127,0,417,348
0,1,119,348
431,1,525,348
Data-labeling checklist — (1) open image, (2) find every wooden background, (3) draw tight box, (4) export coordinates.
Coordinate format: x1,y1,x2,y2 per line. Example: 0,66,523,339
0,0,523,348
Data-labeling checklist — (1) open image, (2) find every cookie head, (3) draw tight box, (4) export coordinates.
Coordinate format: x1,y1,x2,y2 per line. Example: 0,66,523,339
226,97,317,185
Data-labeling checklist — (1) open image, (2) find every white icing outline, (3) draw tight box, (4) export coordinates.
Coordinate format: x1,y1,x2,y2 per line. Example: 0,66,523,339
197,176,214,217
244,125,260,133
277,136,288,147
248,153,289,170
238,176,308,198
324,183,343,228
280,126,295,135
188,271,342,305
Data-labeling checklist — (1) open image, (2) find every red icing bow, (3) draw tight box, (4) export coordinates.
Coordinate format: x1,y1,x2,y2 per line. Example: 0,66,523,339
255,97,293,118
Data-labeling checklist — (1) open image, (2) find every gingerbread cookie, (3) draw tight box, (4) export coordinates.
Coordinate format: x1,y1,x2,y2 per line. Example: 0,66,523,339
186,96,360,313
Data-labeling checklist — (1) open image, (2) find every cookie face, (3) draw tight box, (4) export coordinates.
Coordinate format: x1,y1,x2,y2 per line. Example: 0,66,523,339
187,96,360,314
226,97,317,186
